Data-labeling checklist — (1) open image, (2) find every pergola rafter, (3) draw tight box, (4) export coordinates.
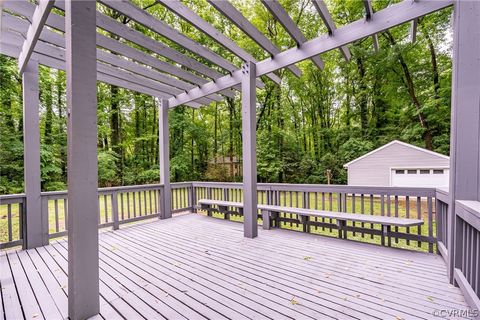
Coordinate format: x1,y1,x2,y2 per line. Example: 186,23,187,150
156,0,282,84
363,0,380,52
311,0,351,61
206,0,303,78
169,0,452,108
261,0,325,70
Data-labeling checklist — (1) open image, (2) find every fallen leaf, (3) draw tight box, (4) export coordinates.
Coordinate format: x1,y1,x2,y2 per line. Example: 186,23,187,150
32,314,39,318
427,296,434,302
303,256,312,261
290,297,298,305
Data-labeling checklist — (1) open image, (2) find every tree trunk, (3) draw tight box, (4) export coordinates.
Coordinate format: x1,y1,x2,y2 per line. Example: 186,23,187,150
384,30,434,150
356,56,368,136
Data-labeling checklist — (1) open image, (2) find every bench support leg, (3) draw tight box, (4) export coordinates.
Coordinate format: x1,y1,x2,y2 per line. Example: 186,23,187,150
219,206,229,220
301,216,309,233
262,210,270,230
337,220,346,239
382,225,391,246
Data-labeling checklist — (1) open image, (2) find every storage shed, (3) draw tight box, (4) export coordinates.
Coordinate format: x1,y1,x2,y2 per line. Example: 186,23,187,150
344,140,450,188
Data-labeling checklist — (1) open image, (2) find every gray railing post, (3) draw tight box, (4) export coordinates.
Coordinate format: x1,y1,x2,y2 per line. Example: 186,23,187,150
111,191,119,230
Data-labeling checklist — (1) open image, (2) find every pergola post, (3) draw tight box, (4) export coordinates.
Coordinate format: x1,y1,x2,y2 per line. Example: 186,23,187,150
448,0,480,284
241,61,258,238
22,59,47,249
65,0,99,319
159,98,172,219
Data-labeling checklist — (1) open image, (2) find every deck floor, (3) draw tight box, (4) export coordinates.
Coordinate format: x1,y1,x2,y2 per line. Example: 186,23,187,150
0,213,470,320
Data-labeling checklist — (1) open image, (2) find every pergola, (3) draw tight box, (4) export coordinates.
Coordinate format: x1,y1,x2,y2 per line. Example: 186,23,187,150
1,0,477,319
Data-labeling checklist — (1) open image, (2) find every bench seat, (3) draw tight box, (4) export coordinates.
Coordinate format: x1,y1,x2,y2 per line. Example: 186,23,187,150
198,199,424,247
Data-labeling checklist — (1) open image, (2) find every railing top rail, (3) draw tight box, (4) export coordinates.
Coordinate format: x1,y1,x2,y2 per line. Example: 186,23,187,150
191,181,437,196
0,194,26,201
456,200,480,232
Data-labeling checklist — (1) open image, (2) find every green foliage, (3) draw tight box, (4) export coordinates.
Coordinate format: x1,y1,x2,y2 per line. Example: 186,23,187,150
0,2,453,193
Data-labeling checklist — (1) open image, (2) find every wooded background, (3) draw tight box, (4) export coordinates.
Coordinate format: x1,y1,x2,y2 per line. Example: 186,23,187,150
0,0,453,194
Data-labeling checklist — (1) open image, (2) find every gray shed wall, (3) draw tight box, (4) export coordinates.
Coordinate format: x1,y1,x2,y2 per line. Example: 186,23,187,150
346,143,449,186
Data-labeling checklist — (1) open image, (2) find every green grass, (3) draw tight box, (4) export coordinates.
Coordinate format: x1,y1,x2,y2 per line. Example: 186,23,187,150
1,188,435,253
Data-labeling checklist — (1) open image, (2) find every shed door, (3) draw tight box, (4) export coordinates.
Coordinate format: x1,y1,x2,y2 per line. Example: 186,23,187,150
390,169,449,188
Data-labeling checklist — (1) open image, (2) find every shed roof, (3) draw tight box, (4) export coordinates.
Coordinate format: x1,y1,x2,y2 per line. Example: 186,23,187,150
343,140,450,168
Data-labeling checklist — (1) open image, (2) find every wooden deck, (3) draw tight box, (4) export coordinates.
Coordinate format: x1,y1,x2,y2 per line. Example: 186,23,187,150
0,213,471,320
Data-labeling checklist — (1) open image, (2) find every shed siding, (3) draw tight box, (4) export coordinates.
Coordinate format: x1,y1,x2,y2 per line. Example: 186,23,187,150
347,143,449,186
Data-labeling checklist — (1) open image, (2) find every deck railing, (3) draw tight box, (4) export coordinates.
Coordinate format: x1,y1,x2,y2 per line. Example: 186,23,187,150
0,182,194,249
192,182,438,252
453,200,480,310
1,182,441,253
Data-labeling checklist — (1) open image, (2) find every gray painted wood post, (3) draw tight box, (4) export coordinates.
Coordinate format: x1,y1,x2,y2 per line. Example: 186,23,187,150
159,98,172,219
241,61,258,238
448,0,480,284
65,1,100,318
22,59,47,249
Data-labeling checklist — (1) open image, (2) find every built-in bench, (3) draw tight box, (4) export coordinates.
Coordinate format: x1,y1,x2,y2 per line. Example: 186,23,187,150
198,199,424,247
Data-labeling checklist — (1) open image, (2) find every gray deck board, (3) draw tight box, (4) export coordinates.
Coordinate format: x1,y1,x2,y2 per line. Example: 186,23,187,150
0,213,471,320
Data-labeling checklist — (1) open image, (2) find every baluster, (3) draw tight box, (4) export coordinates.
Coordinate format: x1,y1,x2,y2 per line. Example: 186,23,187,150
329,193,333,232
427,197,433,253
112,191,119,230
127,192,131,219
144,190,147,215
104,194,108,223
54,199,59,233
7,204,12,242
406,196,410,245
370,194,374,239
138,191,142,216
64,199,68,231
360,194,365,238
149,190,153,215
120,193,125,221
133,192,137,218
19,201,24,242
394,195,399,244
417,196,421,247
352,193,356,237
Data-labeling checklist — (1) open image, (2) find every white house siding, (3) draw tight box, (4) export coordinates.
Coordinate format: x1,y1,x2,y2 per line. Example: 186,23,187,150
346,142,449,186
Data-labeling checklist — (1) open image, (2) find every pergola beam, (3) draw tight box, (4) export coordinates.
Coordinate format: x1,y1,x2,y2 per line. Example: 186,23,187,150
311,0,351,61
207,0,302,78
157,0,281,84
170,0,452,107
363,0,379,52
262,0,324,70
17,0,54,74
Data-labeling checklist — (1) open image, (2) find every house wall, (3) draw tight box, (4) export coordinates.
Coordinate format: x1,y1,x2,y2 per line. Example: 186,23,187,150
347,143,449,186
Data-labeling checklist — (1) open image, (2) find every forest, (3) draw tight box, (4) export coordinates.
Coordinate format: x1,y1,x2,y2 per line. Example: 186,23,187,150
0,0,453,194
